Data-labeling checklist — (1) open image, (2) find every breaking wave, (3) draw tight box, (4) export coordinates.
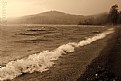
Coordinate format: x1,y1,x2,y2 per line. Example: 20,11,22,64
0,28,114,81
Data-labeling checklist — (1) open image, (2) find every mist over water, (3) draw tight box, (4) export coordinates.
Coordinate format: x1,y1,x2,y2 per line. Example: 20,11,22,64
0,27,114,81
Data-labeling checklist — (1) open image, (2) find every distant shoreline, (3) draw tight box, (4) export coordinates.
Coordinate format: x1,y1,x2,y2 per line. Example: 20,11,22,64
0,24,106,27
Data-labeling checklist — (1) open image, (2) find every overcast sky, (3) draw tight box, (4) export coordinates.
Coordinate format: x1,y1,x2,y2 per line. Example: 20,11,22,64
0,0,121,17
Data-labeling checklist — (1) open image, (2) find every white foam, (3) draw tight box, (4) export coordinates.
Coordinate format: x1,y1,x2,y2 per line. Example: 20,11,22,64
0,28,114,81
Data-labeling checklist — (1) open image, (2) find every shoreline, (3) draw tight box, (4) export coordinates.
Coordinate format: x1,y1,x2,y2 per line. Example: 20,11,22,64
77,26,121,81
10,28,115,81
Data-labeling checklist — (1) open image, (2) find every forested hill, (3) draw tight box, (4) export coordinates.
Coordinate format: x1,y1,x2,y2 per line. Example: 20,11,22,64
7,11,111,25
79,13,109,25
9,11,85,25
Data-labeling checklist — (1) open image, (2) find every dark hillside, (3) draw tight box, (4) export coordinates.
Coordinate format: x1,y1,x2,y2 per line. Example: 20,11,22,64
8,11,84,25
8,11,110,25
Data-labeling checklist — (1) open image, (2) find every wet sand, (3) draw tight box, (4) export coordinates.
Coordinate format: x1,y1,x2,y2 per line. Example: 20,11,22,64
77,26,121,81
108,27,121,80
10,28,114,81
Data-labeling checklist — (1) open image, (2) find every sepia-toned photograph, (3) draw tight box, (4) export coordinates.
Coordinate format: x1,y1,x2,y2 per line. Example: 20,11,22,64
0,0,121,81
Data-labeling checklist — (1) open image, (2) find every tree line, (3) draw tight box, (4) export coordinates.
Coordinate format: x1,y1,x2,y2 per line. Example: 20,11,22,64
78,4,121,25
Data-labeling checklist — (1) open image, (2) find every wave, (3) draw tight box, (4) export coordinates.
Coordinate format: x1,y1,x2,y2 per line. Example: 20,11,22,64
0,28,114,81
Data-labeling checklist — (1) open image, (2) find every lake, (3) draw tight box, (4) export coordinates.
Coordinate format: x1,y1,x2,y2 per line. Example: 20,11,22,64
0,25,108,65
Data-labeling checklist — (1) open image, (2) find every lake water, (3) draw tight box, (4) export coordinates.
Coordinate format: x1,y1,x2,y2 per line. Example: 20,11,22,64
0,25,108,65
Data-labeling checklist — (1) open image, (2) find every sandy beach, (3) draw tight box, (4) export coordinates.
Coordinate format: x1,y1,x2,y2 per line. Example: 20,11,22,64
77,26,121,81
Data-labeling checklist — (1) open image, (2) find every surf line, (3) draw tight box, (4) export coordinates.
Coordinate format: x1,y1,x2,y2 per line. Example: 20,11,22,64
0,28,114,81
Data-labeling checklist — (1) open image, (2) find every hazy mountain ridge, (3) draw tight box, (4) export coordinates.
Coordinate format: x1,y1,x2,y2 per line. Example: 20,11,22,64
8,11,108,25
8,11,84,25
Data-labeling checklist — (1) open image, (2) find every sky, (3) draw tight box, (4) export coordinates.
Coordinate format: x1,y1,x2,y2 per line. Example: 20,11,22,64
0,0,121,18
